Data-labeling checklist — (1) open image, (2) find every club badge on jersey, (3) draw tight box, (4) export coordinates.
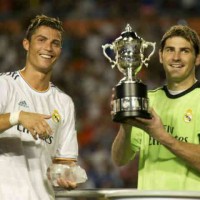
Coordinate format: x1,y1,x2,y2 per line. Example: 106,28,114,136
52,110,61,123
183,109,193,123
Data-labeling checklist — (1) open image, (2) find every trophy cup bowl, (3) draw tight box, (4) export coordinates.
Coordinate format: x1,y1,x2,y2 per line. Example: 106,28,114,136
102,24,156,123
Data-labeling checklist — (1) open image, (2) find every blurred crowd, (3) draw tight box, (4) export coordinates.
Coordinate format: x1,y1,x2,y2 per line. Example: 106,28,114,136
0,0,200,190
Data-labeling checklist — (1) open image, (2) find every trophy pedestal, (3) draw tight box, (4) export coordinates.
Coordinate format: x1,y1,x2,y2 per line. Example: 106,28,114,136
112,81,151,123
113,110,151,122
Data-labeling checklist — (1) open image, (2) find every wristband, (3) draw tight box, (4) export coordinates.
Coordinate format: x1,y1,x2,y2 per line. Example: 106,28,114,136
9,111,21,126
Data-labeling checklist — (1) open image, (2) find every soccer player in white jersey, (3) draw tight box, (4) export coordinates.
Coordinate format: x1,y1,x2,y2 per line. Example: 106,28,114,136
0,15,83,199
111,25,200,190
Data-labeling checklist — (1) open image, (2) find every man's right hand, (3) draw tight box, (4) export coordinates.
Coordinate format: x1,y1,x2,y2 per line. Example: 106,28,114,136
19,111,52,140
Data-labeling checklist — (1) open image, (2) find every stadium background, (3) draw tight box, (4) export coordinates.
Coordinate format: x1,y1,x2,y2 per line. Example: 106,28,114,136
0,0,200,189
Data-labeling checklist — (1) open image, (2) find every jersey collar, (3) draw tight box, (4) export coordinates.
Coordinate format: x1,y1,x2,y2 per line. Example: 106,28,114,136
162,81,200,99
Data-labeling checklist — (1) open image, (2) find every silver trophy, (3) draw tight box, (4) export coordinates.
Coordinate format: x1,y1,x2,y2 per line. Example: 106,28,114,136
102,24,156,122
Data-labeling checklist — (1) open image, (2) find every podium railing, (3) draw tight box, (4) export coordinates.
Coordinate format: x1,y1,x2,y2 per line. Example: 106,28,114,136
55,189,200,199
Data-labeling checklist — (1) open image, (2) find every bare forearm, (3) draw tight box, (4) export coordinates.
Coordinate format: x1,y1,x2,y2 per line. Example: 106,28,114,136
0,113,12,132
111,124,135,166
160,133,200,172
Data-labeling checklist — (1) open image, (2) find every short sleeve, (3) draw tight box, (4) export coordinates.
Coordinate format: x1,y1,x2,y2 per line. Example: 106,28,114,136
54,97,78,159
130,126,143,152
0,77,9,113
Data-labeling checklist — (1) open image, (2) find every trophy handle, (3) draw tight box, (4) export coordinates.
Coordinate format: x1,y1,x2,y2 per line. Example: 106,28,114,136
102,44,117,68
141,40,156,67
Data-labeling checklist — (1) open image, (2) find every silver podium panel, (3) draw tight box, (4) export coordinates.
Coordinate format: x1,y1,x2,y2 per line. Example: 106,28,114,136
55,189,200,200
105,190,200,200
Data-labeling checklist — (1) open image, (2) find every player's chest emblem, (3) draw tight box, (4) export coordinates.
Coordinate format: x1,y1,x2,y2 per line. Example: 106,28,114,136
52,109,61,123
183,109,193,123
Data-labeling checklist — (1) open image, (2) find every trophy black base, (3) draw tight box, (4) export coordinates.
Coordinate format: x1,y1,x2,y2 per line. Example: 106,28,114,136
112,110,151,123
112,81,151,123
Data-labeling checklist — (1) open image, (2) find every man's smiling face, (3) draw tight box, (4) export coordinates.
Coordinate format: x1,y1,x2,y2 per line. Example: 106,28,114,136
23,25,62,73
159,36,199,84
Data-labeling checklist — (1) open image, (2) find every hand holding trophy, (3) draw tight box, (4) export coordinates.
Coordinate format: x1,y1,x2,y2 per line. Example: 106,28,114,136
102,24,156,122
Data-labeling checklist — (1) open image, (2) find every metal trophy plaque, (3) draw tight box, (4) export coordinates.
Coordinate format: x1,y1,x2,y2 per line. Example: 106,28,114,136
102,24,156,122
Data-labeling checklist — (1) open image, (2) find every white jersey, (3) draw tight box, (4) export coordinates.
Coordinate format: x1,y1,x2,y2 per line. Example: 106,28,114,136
0,71,78,200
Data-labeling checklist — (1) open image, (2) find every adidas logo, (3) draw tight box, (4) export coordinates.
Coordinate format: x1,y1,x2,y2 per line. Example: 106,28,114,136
18,100,29,108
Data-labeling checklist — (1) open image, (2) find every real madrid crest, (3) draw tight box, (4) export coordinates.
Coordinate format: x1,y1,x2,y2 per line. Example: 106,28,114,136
183,109,192,123
52,110,61,123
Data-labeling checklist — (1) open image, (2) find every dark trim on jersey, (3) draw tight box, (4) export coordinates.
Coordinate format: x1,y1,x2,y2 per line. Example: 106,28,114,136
198,133,200,144
0,71,19,80
50,82,56,88
50,81,66,94
162,81,200,99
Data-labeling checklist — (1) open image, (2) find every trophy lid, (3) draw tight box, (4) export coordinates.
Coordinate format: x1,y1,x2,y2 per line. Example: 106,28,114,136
121,24,141,41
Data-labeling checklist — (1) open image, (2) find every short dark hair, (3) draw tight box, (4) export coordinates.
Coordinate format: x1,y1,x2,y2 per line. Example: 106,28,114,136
25,14,64,41
160,25,200,56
